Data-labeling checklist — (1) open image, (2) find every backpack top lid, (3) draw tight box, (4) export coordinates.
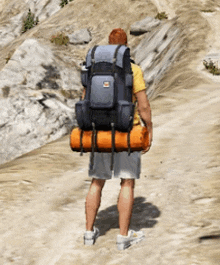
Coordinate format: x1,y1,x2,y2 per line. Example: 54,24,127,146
86,45,130,69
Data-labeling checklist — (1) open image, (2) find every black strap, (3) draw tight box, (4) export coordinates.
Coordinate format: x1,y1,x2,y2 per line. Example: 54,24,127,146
111,123,115,171
95,130,100,152
80,129,84,156
90,122,96,170
127,131,131,156
91,45,98,60
89,153,94,171
112,45,122,73
91,45,98,75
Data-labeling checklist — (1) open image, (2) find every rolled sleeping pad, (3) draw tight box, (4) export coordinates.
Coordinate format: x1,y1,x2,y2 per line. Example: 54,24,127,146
70,125,149,152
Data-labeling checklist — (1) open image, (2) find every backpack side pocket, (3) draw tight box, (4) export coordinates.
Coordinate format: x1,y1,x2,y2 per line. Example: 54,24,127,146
75,100,92,130
117,100,134,132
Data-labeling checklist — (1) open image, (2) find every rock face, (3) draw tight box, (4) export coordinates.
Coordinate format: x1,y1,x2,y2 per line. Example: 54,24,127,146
0,39,80,165
0,38,80,92
0,0,61,49
0,13,25,48
0,7,184,165
130,16,161,36
27,0,61,22
132,18,183,98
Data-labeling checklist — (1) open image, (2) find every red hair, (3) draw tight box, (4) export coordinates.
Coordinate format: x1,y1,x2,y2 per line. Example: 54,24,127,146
109,28,127,45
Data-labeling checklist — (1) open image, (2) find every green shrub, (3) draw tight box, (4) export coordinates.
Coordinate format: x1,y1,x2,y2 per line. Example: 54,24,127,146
50,33,69,45
155,12,168,20
22,9,39,34
203,60,220,75
60,0,73,8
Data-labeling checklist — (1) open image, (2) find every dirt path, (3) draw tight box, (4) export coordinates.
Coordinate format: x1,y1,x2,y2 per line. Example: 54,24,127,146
1,0,220,264
0,83,219,265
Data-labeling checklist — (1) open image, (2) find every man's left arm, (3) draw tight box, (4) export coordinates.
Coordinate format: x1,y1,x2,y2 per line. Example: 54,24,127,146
81,87,86,100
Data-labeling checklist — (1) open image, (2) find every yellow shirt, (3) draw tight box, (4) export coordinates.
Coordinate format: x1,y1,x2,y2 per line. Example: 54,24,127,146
131,63,146,125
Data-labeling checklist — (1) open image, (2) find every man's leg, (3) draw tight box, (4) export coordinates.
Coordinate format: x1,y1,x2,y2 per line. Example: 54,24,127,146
117,179,135,236
85,178,106,231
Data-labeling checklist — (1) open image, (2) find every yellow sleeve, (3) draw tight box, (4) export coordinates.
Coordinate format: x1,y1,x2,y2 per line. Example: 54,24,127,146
131,63,146,94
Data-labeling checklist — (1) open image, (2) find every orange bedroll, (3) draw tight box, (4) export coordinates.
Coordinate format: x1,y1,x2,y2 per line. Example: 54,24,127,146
70,125,149,152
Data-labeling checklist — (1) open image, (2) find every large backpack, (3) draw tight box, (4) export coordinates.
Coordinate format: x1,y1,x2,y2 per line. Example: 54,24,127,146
75,44,135,170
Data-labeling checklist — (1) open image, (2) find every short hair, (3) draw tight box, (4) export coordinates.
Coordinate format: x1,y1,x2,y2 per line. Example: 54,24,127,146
108,28,127,45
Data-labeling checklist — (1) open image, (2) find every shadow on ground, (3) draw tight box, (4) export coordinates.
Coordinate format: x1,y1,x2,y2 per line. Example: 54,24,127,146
95,196,160,236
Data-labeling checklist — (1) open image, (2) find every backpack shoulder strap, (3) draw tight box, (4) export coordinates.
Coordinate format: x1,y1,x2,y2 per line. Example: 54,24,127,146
91,45,98,61
91,45,99,74
112,44,122,72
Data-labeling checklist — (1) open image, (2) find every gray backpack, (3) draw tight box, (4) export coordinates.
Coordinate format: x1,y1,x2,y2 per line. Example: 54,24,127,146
75,45,135,170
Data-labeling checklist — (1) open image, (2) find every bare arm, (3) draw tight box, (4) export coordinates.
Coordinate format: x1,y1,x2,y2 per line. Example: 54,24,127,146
135,90,152,127
135,90,153,153
81,87,86,100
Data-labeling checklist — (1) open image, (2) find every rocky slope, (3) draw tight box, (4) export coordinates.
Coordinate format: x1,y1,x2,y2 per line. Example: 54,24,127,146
0,0,220,264
1,0,212,164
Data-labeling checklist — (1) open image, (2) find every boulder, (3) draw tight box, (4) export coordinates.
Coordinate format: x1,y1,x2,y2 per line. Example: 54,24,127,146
130,16,161,36
68,29,92,45
0,91,78,165
0,38,80,94
0,39,54,92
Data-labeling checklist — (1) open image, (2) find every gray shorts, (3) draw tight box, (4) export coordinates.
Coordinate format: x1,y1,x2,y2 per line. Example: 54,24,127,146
88,151,141,180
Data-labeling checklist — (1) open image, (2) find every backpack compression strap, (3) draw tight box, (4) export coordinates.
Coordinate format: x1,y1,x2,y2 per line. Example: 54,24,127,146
127,131,131,156
111,122,115,171
90,122,96,171
111,45,122,170
80,129,84,156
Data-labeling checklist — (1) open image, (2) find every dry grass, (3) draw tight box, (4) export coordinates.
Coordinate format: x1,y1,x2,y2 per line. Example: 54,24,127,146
50,33,69,46
203,60,220,75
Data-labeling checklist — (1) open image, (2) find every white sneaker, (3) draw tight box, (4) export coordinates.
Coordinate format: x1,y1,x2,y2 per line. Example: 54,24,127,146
84,227,100,246
116,230,145,250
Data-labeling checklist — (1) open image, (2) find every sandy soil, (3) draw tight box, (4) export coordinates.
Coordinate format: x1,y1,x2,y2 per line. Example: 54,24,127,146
1,83,219,265
0,0,220,264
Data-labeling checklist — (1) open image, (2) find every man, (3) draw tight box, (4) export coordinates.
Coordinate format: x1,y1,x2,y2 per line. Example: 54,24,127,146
82,28,153,250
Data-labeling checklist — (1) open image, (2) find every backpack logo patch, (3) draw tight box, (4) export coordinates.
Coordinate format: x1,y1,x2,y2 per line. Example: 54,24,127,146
103,81,110,88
